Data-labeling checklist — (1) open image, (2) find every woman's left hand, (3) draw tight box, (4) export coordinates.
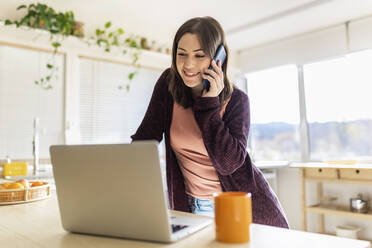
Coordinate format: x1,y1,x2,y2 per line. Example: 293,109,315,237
202,60,224,97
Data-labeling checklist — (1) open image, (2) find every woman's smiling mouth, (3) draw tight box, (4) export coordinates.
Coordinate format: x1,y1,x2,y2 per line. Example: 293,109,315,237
183,70,200,78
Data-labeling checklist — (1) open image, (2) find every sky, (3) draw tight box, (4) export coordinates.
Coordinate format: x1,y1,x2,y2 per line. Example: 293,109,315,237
246,64,300,124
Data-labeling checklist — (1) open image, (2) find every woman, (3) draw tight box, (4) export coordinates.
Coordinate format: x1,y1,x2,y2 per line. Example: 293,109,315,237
131,16,289,228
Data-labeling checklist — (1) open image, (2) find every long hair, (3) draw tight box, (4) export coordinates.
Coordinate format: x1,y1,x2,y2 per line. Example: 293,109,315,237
168,16,233,108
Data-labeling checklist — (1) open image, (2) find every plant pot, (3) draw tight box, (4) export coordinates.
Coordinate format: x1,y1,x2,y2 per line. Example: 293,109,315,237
140,37,149,50
72,21,84,38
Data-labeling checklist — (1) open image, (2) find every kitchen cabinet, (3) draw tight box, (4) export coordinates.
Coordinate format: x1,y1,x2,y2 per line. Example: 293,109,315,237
0,45,65,159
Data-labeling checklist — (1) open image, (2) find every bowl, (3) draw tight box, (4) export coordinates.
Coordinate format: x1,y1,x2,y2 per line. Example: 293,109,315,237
320,196,338,208
336,225,361,239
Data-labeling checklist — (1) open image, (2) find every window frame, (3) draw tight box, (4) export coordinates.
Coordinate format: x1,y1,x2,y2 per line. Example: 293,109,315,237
246,49,372,162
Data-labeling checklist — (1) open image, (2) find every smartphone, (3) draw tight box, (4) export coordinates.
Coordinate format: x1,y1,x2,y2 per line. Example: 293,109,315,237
202,44,226,91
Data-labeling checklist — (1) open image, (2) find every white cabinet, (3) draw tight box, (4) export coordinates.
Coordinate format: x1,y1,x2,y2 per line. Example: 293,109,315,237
0,45,65,159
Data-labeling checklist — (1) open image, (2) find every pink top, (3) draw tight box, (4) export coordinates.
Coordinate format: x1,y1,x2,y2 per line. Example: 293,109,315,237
170,98,230,199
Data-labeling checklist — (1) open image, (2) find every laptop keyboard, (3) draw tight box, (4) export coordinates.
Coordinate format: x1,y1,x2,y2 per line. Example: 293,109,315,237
171,224,188,233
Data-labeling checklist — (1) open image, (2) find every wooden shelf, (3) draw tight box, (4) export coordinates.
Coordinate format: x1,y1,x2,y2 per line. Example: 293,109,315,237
306,204,372,220
305,177,372,186
300,166,372,239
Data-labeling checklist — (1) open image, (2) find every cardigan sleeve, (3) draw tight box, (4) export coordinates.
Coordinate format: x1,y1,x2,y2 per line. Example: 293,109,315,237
130,69,170,142
193,90,250,176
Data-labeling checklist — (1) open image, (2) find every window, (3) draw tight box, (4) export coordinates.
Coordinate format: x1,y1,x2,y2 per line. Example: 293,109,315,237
304,50,372,161
246,65,301,161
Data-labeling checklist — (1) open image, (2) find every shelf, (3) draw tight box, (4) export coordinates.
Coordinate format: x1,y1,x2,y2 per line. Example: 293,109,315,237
0,23,171,71
305,177,372,186
301,166,372,239
306,204,372,220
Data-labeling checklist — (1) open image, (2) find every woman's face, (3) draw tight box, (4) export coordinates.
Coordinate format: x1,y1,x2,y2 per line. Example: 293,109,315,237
176,33,211,91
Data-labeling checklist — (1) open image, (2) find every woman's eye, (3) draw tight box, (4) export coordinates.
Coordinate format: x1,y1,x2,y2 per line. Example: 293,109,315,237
177,53,186,56
196,55,205,58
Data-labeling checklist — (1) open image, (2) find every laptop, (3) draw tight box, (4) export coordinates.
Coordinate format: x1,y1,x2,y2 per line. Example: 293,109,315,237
49,140,212,243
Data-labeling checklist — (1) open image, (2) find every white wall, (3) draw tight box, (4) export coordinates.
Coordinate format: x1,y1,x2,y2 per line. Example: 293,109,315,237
238,15,372,239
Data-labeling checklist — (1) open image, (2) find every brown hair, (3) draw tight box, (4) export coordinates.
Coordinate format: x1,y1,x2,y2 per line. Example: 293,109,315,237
168,16,233,108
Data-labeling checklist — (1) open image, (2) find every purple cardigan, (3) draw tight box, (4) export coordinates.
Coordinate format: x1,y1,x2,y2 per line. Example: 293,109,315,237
131,69,289,228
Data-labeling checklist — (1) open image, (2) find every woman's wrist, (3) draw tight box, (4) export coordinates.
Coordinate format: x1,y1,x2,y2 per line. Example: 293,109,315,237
194,96,220,110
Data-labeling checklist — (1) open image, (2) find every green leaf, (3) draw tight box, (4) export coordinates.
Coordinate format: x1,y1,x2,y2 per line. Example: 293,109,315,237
108,32,113,38
105,48,110,52
118,28,124,34
105,21,111,29
96,29,101,36
46,64,53,69
112,37,118,46
133,53,139,63
45,20,51,29
19,16,29,26
34,80,39,85
102,39,109,46
129,40,138,48
4,20,12,25
51,42,61,48
45,85,53,90
46,76,51,81
126,85,130,92
16,5,27,10
128,72,135,80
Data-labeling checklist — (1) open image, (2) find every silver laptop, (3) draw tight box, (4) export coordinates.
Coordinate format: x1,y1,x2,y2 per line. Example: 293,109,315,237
49,141,212,243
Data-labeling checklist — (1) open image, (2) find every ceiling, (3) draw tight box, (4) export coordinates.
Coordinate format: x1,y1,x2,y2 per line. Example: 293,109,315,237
1,0,372,52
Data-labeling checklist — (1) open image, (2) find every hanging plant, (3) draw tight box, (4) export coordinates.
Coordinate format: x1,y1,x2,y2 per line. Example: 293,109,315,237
3,3,170,91
86,21,142,91
4,3,82,90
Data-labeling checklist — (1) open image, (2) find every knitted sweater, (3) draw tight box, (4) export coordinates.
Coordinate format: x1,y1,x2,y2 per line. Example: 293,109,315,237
131,68,289,228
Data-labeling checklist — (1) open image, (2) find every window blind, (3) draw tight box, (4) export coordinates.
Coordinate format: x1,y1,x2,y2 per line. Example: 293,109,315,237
79,58,162,144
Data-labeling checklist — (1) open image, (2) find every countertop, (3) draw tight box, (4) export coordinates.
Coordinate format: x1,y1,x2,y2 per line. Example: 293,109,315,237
253,160,289,169
0,192,370,248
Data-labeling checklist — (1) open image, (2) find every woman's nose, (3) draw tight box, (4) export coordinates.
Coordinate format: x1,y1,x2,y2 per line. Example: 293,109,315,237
184,57,195,68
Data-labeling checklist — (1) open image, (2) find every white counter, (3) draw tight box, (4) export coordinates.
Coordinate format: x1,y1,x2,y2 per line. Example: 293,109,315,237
0,193,370,248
